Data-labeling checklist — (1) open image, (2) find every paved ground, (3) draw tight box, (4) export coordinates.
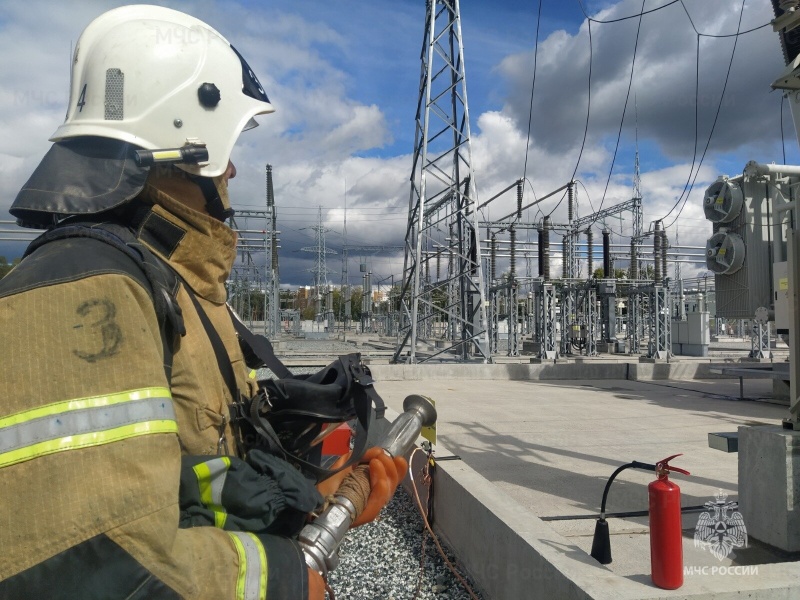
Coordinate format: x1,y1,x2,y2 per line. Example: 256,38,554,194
374,376,798,582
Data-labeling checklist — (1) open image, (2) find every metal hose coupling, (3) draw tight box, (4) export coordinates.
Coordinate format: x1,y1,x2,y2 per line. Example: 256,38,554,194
299,394,437,577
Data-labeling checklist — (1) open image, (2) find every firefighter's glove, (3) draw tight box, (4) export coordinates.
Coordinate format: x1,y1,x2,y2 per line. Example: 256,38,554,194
350,447,408,527
308,567,326,600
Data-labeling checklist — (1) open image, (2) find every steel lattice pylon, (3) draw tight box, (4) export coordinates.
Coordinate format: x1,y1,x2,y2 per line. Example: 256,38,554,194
394,0,488,363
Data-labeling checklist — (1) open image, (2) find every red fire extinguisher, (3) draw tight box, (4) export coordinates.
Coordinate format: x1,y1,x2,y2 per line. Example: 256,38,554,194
649,454,690,590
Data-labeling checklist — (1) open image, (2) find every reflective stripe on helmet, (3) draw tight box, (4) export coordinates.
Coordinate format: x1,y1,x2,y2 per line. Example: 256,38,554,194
228,532,268,600
0,387,176,468
193,456,232,529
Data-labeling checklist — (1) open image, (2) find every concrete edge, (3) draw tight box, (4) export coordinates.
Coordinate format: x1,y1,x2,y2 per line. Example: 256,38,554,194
377,408,800,600
369,362,785,383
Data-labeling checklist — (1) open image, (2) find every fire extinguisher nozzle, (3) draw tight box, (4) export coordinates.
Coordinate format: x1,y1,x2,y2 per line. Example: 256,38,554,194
590,518,613,565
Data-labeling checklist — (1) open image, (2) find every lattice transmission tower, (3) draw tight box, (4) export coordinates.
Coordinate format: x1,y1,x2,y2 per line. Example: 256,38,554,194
393,0,489,363
301,207,336,323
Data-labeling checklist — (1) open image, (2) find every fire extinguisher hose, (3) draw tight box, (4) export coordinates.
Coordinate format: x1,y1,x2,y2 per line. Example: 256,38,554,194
599,461,655,519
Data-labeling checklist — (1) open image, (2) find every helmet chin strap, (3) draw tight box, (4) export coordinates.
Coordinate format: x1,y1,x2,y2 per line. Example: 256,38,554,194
189,174,235,222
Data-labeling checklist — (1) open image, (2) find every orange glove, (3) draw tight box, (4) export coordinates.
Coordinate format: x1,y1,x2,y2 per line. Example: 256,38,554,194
308,567,326,600
351,447,408,527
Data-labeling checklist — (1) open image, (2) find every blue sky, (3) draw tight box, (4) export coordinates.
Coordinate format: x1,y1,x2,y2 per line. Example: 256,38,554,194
0,0,792,286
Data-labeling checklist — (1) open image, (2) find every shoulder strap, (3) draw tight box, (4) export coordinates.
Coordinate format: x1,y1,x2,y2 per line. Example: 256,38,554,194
183,284,287,458
24,220,185,381
227,308,293,379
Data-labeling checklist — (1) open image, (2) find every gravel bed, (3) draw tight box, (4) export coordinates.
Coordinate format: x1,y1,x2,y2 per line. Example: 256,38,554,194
328,486,485,600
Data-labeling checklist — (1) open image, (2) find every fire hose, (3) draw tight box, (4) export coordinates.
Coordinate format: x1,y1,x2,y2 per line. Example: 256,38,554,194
299,394,437,577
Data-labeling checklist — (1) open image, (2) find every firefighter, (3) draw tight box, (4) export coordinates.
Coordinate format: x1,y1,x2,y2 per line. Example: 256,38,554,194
0,6,404,599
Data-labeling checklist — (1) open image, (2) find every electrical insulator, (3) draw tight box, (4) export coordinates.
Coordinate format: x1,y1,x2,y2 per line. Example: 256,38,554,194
266,164,275,208
602,229,611,278
568,181,574,223
654,222,663,284
490,236,497,282
517,179,523,221
543,216,551,281
510,226,517,282
586,229,594,277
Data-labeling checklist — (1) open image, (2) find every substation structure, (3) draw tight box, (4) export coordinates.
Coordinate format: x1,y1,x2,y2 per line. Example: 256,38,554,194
229,164,284,337
394,0,489,364
479,180,712,362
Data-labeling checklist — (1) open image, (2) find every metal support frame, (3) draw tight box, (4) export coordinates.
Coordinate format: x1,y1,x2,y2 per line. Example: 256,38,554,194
230,168,281,339
508,282,519,357
750,320,773,359
394,0,488,363
648,285,671,359
537,281,558,359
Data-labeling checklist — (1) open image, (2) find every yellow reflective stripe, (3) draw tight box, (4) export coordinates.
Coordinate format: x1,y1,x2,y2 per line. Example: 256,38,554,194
229,532,268,600
0,388,175,468
193,456,231,529
0,387,171,429
0,420,177,468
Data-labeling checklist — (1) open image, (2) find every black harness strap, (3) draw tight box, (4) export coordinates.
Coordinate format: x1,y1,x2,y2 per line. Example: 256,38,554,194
182,284,286,457
228,308,293,379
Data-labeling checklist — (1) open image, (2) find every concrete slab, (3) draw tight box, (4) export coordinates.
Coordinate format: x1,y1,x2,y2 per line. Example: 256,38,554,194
374,373,800,599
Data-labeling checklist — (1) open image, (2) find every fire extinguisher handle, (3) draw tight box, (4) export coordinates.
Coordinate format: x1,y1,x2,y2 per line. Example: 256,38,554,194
656,454,691,477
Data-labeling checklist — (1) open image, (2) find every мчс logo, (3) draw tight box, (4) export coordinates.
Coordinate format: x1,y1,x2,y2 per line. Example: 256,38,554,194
693,489,748,561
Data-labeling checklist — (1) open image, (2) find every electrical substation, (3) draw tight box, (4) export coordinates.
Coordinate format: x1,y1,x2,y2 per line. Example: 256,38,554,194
208,0,800,598
204,1,800,596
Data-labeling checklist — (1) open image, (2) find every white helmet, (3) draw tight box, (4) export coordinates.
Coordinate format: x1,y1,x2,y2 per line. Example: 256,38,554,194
51,4,274,177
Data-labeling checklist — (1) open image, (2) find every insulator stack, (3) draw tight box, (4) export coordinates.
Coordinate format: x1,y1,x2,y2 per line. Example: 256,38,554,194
602,229,611,278
425,253,430,283
568,181,574,223
562,236,569,279
490,236,497,282
660,229,669,282
543,216,551,280
510,226,517,282
266,164,274,208
436,251,441,281
272,236,279,270
654,221,663,284
516,179,523,221
537,227,544,278
630,239,638,280
586,229,594,277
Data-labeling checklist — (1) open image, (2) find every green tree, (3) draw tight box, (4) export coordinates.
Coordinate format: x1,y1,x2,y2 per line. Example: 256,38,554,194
0,256,21,280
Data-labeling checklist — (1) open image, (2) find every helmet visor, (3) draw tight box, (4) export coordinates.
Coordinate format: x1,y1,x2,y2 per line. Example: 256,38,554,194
231,45,270,104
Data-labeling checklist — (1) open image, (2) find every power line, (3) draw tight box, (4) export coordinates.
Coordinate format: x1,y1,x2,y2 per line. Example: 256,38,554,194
590,0,647,229
663,0,747,229
521,0,543,206
571,17,593,181
576,0,680,24
679,0,770,38
659,33,700,224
